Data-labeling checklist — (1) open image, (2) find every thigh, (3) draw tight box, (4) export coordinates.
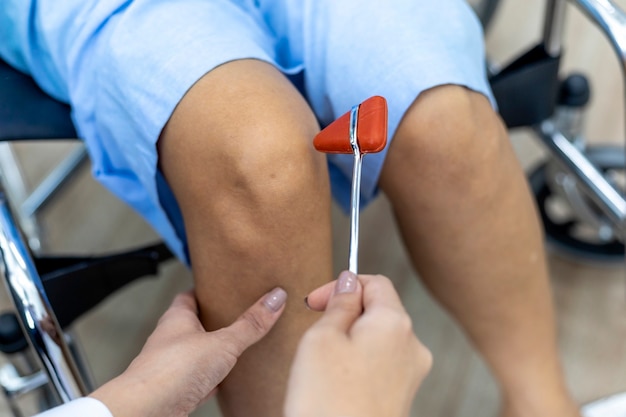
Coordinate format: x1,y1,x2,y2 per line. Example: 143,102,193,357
67,0,305,261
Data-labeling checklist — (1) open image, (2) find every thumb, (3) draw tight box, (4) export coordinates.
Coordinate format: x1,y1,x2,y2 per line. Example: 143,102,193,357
312,271,363,334
219,287,288,356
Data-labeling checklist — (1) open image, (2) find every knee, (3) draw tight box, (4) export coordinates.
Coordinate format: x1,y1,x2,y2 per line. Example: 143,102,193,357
159,59,329,216
161,101,328,219
180,123,331,257
220,122,328,209
383,86,508,188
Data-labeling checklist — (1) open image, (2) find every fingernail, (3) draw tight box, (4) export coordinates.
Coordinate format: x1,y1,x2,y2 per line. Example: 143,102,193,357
335,271,358,294
263,287,287,312
304,296,311,310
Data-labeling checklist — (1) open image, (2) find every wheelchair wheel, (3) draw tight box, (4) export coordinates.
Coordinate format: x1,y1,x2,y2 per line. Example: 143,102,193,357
529,145,625,263
467,0,501,29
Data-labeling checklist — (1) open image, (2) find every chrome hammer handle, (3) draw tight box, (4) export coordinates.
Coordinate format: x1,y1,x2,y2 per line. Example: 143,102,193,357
348,105,363,275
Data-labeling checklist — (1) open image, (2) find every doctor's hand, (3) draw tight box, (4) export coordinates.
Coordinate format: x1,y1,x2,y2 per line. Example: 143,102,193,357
284,272,432,417
90,287,287,417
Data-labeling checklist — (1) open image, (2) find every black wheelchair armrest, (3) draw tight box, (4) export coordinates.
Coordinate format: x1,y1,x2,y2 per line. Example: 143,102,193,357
0,58,77,140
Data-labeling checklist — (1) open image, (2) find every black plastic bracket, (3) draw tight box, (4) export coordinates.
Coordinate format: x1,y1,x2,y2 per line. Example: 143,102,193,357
34,243,174,328
489,44,562,128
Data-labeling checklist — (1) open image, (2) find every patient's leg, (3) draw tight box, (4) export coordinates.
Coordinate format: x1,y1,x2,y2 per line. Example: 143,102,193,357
158,59,332,417
380,86,580,417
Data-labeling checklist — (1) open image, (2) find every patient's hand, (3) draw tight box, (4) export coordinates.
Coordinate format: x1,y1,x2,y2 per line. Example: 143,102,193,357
90,288,287,417
285,272,432,417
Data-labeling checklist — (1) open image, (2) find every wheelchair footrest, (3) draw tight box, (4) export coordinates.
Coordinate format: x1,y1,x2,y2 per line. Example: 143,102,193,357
489,43,561,128
34,243,174,329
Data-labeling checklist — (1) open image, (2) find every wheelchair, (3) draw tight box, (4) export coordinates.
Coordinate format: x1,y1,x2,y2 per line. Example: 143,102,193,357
477,0,625,262
0,0,623,415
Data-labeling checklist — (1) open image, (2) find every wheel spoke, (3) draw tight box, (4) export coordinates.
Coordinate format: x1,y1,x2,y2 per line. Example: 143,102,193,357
528,145,625,261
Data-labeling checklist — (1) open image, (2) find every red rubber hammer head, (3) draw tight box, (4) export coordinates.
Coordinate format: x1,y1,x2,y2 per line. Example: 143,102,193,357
313,96,388,154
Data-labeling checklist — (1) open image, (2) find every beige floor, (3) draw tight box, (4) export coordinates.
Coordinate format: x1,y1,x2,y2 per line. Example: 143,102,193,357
0,0,625,415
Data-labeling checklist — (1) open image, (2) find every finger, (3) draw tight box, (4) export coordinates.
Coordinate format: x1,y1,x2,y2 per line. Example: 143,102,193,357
168,290,199,314
358,274,407,314
155,290,202,332
305,273,396,313
304,281,335,311
219,287,288,356
311,271,363,333
305,273,400,313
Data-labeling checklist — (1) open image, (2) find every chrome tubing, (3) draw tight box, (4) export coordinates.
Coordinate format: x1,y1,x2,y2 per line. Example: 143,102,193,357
0,143,42,253
0,362,49,417
568,0,626,237
65,330,95,392
536,121,626,233
0,193,87,403
544,0,569,56
348,105,363,275
571,0,626,73
0,364,48,399
21,144,88,218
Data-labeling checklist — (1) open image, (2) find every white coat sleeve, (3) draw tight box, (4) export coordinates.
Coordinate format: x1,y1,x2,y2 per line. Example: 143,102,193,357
34,397,114,417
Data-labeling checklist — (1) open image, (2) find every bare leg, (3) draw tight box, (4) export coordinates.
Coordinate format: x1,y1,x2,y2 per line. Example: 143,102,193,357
158,60,333,417
379,86,579,417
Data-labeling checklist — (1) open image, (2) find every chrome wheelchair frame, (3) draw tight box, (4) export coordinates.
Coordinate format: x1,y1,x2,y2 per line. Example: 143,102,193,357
0,0,623,415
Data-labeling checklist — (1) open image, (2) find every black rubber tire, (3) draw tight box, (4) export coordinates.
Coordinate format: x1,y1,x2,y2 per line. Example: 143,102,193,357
528,145,625,263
